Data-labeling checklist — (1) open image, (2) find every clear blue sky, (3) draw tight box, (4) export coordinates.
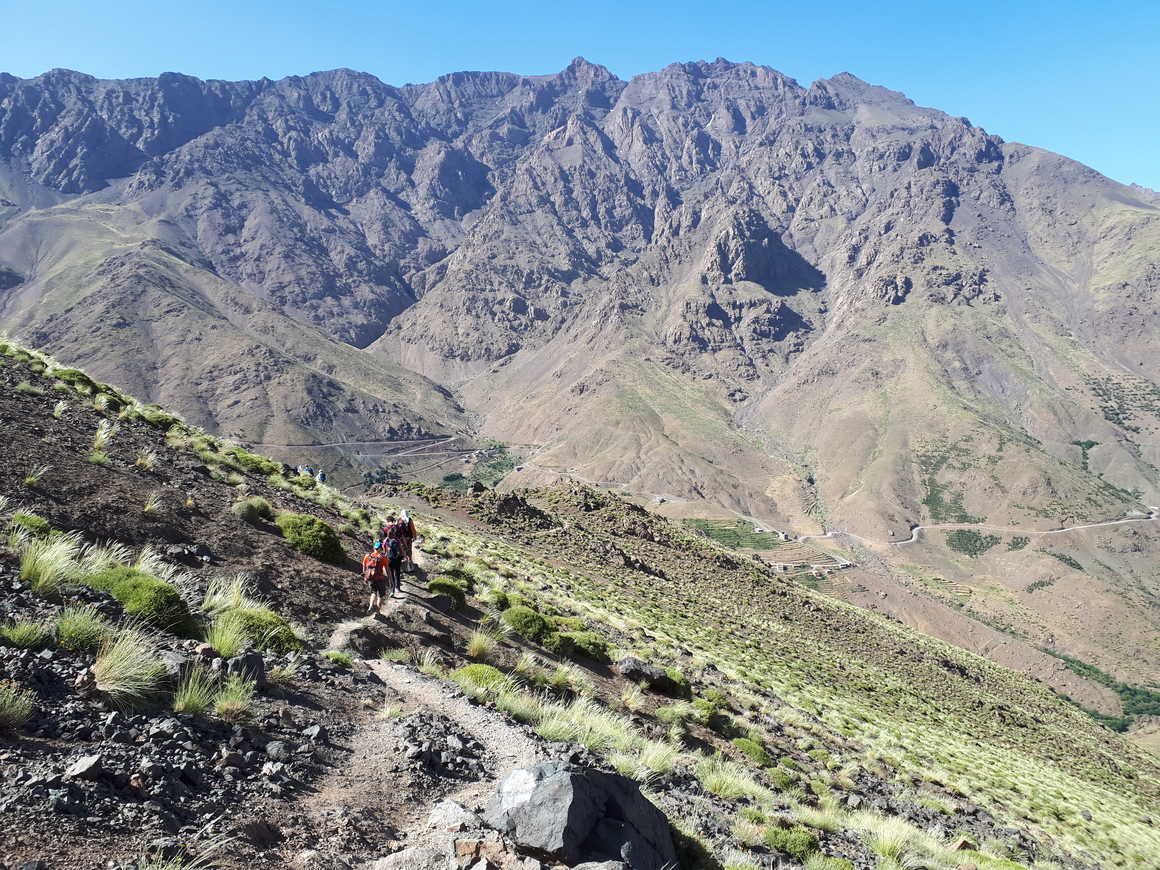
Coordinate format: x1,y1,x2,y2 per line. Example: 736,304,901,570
2,0,1158,188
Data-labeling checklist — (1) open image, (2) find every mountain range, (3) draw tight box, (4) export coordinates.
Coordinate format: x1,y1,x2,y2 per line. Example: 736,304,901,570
1,58,1157,705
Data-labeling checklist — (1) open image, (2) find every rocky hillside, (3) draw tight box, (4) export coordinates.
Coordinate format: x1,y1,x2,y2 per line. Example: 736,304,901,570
2,342,1159,870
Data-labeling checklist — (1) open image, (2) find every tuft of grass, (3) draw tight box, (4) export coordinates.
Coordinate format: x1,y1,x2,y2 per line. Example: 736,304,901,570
202,573,264,614
0,619,52,650
55,605,112,652
323,650,353,668
142,492,164,515
380,647,411,663
23,464,50,486
0,680,35,731
88,450,110,465
52,400,67,419
732,736,771,766
19,530,83,595
15,380,44,395
268,656,304,687
547,662,594,696
173,667,218,715
93,626,167,706
92,419,118,451
502,605,553,643
213,674,256,720
695,753,775,801
135,449,158,470
793,797,845,832
621,683,647,712
224,607,304,654
466,629,498,661
453,663,507,693
416,647,444,677
206,611,250,658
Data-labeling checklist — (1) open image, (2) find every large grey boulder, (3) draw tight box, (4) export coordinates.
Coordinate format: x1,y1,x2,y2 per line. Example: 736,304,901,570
614,658,680,696
483,763,676,870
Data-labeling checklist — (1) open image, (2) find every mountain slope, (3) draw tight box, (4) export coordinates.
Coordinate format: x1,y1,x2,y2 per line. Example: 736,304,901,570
0,60,1157,700
1,341,1158,869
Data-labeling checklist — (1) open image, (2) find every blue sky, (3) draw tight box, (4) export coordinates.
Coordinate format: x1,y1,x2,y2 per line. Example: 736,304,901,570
2,0,1158,188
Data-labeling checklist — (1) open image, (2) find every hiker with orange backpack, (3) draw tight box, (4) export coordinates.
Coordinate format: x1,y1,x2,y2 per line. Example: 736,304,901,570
362,541,390,614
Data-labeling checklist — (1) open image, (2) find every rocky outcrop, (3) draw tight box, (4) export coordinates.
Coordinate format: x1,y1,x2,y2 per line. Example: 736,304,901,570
483,763,677,870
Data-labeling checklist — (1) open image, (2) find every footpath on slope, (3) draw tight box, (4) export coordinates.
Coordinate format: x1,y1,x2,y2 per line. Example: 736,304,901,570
276,549,549,868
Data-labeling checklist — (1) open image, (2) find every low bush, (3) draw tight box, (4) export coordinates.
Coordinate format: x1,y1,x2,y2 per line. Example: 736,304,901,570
664,667,692,699
55,605,111,652
732,736,771,766
93,627,167,706
502,605,553,643
223,447,281,477
428,577,467,609
547,630,610,662
275,513,344,563
769,766,797,790
0,680,35,731
0,620,52,650
323,651,353,668
9,511,51,538
138,405,183,430
87,566,195,635
803,856,853,870
227,607,304,654
453,663,506,691
764,825,818,861
231,496,274,524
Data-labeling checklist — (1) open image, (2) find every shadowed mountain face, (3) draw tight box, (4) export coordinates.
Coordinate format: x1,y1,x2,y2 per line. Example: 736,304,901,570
1,59,1158,538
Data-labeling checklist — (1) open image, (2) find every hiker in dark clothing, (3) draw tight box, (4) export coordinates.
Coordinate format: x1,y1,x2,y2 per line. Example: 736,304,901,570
383,524,404,597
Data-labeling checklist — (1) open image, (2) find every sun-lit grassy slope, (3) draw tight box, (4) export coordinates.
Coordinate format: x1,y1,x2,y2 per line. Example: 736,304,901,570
406,484,1160,868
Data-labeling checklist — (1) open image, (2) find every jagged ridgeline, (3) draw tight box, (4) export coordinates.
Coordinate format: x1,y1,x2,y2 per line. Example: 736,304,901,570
1,341,1158,869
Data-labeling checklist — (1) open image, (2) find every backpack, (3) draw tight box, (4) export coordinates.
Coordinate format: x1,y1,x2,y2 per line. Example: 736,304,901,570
363,552,387,580
386,538,402,561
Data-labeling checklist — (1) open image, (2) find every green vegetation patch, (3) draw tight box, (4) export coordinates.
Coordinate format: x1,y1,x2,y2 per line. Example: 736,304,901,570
764,825,818,861
547,630,610,662
502,605,554,643
680,518,783,550
231,496,274,524
731,736,771,766
1044,649,1160,731
945,530,1000,557
87,566,195,635
227,607,304,654
9,511,51,538
453,663,506,691
1041,550,1084,572
275,513,345,564
428,578,467,609
1007,536,1029,551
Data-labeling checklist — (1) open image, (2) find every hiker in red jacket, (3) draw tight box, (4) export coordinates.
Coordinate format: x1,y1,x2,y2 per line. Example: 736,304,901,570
362,541,389,614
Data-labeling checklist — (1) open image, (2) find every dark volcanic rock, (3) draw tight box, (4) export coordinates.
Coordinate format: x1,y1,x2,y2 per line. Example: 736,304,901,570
484,762,677,870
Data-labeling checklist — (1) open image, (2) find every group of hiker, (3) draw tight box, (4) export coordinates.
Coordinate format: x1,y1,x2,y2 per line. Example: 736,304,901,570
360,510,418,614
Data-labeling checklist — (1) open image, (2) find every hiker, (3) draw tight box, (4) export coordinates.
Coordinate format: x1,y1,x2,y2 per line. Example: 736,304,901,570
380,514,396,545
315,469,327,484
384,523,404,597
361,540,389,614
399,509,418,572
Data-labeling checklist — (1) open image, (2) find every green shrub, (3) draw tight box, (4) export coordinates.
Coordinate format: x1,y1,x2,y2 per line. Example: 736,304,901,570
0,680,35,731
52,367,98,392
275,513,344,563
453,663,506,691
428,578,467,609
55,605,111,652
502,605,553,643
732,736,771,766
231,496,274,524
323,651,353,668
764,825,818,861
0,620,52,650
227,607,304,653
804,858,854,870
664,667,692,698
223,447,281,477
779,756,802,770
9,511,51,538
944,530,1000,557
656,702,695,726
486,589,511,610
546,630,610,662
769,766,797,789
86,566,195,635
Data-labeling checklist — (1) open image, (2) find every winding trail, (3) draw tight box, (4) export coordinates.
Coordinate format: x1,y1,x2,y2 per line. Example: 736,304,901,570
798,506,1160,548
